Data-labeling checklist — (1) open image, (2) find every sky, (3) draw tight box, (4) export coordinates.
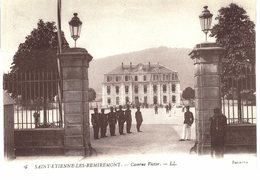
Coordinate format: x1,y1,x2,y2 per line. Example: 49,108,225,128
0,0,256,72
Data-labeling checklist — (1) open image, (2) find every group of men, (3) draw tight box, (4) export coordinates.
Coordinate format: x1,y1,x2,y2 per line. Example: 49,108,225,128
91,105,143,139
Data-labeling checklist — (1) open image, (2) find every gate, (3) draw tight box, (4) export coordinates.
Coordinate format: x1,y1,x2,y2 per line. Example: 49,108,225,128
221,67,256,124
221,67,256,153
3,70,64,156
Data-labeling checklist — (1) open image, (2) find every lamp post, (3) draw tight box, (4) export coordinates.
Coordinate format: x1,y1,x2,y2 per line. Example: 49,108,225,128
199,6,213,42
69,13,82,47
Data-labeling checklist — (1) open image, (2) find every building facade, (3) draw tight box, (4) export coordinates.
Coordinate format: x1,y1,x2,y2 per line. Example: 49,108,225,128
102,62,180,107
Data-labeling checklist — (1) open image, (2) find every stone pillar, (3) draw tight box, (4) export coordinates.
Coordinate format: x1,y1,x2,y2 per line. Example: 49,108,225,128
59,48,93,156
189,42,224,154
4,92,15,160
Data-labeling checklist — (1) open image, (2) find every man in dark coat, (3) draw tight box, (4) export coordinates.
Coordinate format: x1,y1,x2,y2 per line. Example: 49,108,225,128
117,105,125,135
125,104,132,133
210,108,227,158
91,108,101,139
154,104,158,114
135,106,143,132
100,108,108,138
107,107,117,136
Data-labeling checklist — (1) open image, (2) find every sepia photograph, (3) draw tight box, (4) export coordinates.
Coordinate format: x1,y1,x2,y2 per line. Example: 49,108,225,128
0,0,258,179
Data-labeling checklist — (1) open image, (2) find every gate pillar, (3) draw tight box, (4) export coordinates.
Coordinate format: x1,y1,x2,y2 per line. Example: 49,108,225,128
189,42,224,154
59,48,93,156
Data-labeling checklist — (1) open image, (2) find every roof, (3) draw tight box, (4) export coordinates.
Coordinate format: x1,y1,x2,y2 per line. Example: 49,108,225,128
106,63,177,75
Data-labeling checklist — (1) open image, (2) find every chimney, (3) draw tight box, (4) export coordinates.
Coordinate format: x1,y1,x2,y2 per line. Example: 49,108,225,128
122,62,124,69
130,62,132,70
148,62,151,69
157,62,159,70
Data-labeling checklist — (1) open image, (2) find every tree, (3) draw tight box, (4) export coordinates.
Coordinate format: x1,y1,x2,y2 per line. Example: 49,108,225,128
182,87,195,100
88,88,96,102
4,19,69,126
210,3,255,120
10,19,69,72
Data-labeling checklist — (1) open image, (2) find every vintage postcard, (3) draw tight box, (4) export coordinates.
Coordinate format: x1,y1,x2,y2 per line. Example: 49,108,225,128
1,0,259,179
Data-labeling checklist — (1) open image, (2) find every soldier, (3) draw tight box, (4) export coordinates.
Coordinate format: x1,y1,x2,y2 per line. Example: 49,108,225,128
117,105,125,135
180,106,194,141
91,108,101,140
100,108,108,138
210,108,227,158
125,104,132,134
154,104,158,114
107,107,117,136
135,106,143,132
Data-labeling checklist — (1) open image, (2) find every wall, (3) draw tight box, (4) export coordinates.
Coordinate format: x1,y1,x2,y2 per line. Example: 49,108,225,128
14,128,64,156
225,124,256,153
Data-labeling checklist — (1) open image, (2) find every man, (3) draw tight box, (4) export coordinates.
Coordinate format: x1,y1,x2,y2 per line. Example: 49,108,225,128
154,104,158,114
125,104,132,133
180,106,194,141
100,108,108,138
107,107,117,136
135,106,143,132
117,105,125,135
91,108,101,140
210,108,227,158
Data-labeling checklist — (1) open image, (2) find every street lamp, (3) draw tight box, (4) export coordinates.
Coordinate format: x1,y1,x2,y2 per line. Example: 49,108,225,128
69,13,82,47
199,6,213,42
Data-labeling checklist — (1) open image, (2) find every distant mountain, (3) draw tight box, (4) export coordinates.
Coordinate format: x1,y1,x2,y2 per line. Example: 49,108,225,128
88,46,194,98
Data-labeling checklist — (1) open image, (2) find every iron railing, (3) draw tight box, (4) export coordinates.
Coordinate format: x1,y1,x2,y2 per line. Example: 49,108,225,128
3,70,63,129
221,68,256,124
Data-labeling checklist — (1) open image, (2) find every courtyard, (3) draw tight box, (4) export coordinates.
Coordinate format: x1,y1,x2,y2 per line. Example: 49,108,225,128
90,107,196,157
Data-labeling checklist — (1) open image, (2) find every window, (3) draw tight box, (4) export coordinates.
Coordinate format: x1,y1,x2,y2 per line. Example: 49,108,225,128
125,97,129,103
153,85,157,93
107,98,111,105
166,74,170,80
135,96,139,104
163,74,166,81
116,86,120,94
172,74,177,80
144,85,147,93
116,97,120,105
163,96,167,103
153,96,158,104
144,96,147,104
107,76,112,82
163,84,167,93
172,84,176,92
172,95,176,103
172,74,175,80
143,75,147,81
153,75,159,81
134,85,138,94
107,86,111,95
125,76,129,81
135,76,138,81
116,76,121,82
125,86,129,94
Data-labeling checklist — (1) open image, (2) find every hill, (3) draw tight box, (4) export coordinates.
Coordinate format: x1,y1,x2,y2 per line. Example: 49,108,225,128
88,46,194,98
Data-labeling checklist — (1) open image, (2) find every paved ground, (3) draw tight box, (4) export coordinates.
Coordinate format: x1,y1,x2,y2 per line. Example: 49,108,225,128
90,107,196,158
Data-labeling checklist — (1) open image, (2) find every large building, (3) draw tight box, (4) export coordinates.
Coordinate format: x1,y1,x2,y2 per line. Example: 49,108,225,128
102,62,180,107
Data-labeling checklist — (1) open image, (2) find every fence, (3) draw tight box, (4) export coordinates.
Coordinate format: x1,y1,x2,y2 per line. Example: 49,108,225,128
3,70,63,129
221,67,256,124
